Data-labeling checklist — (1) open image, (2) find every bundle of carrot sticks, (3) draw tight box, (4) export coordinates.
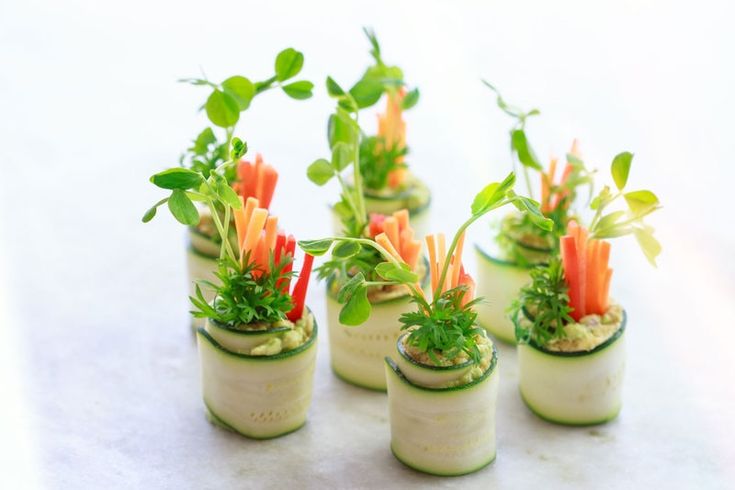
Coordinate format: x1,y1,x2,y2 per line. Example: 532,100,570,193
425,232,475,306
560,220,612,321
540,140,580,214
377,89,408,189
233,154,278,210
369,209,422,271
233,196,314,322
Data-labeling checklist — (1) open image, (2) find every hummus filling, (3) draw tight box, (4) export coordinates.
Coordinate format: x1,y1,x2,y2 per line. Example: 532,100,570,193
544,304,624,352
246,311,315,356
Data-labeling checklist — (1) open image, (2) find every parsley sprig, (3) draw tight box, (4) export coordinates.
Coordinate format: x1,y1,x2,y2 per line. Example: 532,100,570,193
511,258,574,346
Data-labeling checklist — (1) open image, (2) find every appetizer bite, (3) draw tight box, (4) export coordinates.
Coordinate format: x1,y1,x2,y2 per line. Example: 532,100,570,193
143,52,319,438
327,28,429,236
306,66,426,390
302,173,552,475
142,48,313,329
512,152,661,425
474,82,593,343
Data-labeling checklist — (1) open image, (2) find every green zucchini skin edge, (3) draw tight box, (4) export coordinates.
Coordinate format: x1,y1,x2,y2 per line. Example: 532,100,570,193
188,243,218,261
395,332,474,373
204,402,308,440
384,343,498,394
330,366,388,393
390,446,496,477
325,255,430,307
196,320,318,363
474,243,542,270
519,391,621,426
208,317,291,336
519,309,627,358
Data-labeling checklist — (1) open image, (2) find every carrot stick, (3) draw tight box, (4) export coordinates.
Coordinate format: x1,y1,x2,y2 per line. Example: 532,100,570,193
242,208,268,261
450,232,466,289
403,240,421,271
260,166,278,210
383,217,400,252
375,232,403,262
242,197,259,232
274,231,286,264
561,236,583,321
585,239,599,314
279,235,296,293
234,196,248,249
425,234,438,292
458,273,475,307
576,228,588,319
393,209,409,231
400,228,414,259
600,268,613,311
262,216,278,272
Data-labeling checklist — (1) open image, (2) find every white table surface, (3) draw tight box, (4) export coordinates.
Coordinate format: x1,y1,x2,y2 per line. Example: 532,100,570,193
1,1,734,488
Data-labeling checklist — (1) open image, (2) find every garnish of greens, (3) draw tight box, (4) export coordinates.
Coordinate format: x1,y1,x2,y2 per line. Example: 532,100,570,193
142,47,313,232
482,81,595,257
305,28,419,287
513,152,661,345
142,48,314,327
300,172,553,363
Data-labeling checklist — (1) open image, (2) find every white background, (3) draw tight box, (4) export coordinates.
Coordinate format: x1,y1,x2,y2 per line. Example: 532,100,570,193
1,0,734,488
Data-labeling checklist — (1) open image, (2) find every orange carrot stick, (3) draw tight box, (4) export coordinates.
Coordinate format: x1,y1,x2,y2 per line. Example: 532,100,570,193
393,209,409,231
260,166,278,210
425,234,438,292
383,217,400,252
403,240,422,271
585,239,599,314
400,228,414,259
451,232,466,289
242,197,259,231
242,208,268,262
375,232,403,262
262,216,278,272
234,196,248,249
600,268,613,311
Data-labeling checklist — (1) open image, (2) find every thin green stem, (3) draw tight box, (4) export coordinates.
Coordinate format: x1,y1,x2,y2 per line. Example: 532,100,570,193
222,205,232,261
351,114,367,231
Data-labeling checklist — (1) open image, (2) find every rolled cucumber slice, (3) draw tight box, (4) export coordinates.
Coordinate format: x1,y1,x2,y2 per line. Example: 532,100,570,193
517,312,626,426
196,320,318,439
474,244,536,344
384,346,499,476
326,292,416,391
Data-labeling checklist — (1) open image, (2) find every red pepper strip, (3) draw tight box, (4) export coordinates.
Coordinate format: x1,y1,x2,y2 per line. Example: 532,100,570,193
287,253,315,322
274,231,286,264
259,166,278,210
560,235,583,321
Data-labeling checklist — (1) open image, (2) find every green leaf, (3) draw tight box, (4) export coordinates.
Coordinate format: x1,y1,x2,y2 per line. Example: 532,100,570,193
401,88,420,110
363,27,381,62
481,79,523,118
230,137,247,160
142,205,158,223
339,284,370,326
594,210,626,234
326,76,345,97
275,48,304,81
331,142,354,171
634,226,661,267
192,127,216,155
511,196,554,231
298,238,334,256
349,77,384,109
611,152,633,190
375,262,418,283
221,76,255,111
624,190,659,216
217,180,242,209
333,241,361,259
337,96,359,113
205,89,239,128
282,80,314,100
471,172,516,215
150,168,203,190
168,189,199,225
511,129,542,170
337,273,366,303
307,159,335,186
328,110,357,148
